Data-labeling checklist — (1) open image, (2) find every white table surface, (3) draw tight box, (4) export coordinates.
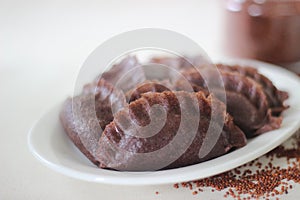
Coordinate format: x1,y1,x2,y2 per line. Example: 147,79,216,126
1,0,300,199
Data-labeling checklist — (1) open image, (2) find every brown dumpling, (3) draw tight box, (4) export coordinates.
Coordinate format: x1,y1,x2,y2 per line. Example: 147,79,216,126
94,79,127,129
82,79,127,129
151,56,288,116
82,56,144,94
60,95,102,165
126,80,172,102
150,55,207,71
216,63,289,115
60,79,126,165
217,71,282,137
101,56,146,92
150,57,192,71
150,56,209,80
96,91,246,171
176,68,283,137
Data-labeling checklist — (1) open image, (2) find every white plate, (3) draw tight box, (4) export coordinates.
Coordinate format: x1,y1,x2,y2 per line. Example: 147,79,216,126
28,59,300,185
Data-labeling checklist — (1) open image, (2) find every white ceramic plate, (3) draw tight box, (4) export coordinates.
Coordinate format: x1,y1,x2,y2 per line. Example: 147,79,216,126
28,59,300,185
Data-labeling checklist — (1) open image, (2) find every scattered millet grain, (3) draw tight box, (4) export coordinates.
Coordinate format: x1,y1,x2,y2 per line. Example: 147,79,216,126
173,131,300,199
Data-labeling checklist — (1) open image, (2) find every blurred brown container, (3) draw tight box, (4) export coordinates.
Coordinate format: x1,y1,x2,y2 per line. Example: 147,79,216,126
224,0,300,70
